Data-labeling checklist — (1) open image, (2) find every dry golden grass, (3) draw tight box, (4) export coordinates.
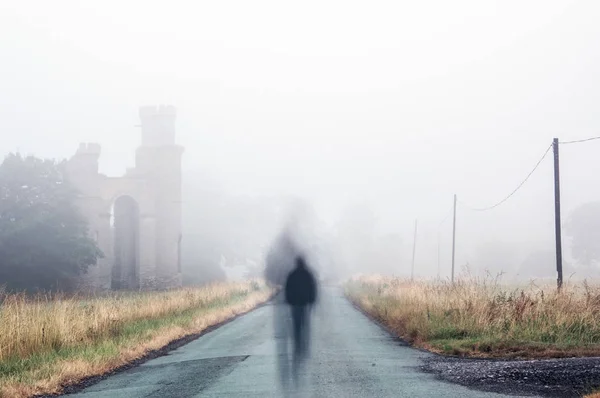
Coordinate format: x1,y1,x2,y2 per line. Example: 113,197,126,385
345,274,600,359
0,280,274,398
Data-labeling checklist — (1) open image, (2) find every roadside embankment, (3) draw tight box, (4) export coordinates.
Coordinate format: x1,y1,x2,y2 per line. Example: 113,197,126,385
345,275,600,359
0,280,274,398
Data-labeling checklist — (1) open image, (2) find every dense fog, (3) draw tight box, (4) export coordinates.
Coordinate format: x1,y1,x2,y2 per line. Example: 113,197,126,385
2,1,600,286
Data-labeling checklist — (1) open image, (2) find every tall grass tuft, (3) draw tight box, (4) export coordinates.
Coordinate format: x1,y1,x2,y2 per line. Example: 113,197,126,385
0,280,273,397
345,274,600,358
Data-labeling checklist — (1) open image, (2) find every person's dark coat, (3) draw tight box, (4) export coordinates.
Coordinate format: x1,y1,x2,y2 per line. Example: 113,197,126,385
285,259,317,306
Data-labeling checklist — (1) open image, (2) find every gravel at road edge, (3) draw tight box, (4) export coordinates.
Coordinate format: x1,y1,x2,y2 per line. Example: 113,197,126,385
421,355,600,397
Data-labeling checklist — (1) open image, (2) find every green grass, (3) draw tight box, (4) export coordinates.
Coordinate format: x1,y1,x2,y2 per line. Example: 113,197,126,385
346,275,600,358
0,280,273,397
2,291,250,383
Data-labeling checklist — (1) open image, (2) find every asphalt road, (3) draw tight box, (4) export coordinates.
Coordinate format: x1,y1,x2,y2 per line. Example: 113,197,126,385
69,288,528,398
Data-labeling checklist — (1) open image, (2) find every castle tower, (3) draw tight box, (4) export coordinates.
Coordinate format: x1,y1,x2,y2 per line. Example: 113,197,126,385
139,105,176,146
136,105,184,288
67,143,101,185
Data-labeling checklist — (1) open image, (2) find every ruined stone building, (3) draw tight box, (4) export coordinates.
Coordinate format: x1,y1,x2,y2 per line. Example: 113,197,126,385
66,106,183,290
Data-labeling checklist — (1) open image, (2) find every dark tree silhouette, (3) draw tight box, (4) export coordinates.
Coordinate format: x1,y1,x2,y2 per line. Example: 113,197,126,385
565,201,600,265
0,154,101,292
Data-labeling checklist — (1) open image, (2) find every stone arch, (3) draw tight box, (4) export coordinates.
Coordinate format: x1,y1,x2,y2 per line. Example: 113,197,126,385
111,195,140,290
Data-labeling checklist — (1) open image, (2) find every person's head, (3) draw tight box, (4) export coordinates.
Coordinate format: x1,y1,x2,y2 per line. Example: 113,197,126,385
295,256,306,269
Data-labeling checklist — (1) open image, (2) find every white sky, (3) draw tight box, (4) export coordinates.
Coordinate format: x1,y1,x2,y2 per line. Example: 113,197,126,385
2,0,600,276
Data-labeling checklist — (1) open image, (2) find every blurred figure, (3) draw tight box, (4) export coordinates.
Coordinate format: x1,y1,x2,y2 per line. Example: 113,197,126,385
267,230,299,392
266,215,319,393
285,256,317,384
265,229,298,287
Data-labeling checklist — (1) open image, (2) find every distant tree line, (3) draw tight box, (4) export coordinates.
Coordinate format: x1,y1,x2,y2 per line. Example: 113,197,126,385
0,154,101,292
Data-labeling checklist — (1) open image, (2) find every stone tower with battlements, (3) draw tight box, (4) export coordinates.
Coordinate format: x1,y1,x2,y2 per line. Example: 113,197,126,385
67,106,184,290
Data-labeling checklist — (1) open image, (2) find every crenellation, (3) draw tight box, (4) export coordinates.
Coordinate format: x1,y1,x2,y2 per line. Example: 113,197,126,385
139,104,176,117
75,142,102,156
158,104,176,115
138,104,177,147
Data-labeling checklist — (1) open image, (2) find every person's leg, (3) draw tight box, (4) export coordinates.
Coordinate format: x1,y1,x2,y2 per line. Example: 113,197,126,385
291,305,302,355
275,298,291,391
303,305,311,355
290,305,303,387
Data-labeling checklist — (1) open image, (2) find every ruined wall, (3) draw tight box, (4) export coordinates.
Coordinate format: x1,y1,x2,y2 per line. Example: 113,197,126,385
67,106,183,290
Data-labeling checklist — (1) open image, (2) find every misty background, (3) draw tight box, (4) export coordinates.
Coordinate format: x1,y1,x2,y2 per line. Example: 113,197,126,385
2,1,600,284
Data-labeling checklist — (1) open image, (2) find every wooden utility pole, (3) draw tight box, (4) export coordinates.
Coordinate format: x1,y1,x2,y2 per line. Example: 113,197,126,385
411,219,418,280
451,194,457,283
437,231,441,280
553,138,563,289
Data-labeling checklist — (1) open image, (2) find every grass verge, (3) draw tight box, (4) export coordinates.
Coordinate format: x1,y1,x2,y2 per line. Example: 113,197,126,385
0,280,274,398
345,275,600,359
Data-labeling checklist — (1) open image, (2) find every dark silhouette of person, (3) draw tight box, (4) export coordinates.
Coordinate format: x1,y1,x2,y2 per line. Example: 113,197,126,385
284,255,317,375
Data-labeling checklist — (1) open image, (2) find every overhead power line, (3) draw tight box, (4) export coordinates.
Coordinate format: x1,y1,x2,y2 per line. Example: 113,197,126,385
459,143,553,212
438,205,454,227
560,136,600,145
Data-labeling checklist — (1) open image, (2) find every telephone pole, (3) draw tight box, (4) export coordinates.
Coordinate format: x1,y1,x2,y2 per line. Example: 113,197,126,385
437,231,441,280
553,138,563,289
411,219,418,280
451,194,457,283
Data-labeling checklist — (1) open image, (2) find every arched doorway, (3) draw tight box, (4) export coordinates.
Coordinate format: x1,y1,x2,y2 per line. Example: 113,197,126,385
111,196,140,289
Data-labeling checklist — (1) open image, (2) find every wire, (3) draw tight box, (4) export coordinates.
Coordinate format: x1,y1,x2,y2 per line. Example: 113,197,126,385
459,143,553,212
438,205,453,227
560,136,600,145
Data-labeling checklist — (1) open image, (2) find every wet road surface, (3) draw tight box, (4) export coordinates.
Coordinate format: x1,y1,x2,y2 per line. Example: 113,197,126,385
69,288,530,397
